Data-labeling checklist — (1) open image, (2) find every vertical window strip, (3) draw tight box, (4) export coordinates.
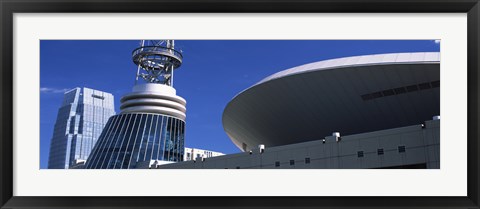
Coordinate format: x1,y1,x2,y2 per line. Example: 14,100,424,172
175,120,180,161
119,114,139,169
182,121,186,160
85,116,113,168
68,137,77,167
150,115,162,160
137,115,151,163
106,114,127,169
171,119,178,161
96,115,125,168
105,114,131,169
90,116,118,168
126,114,145,169
147,115,160,162
174,119,179,161
77,127,84,161
89,102,96,159
85,124,99,167
177,120,183,161
163,117,170,161
165,117,172,161
178,120,184,161
98,114,125,169
155,116,166,162
107,114,133,169
133,114,151,163
145,115,158,161
167,117,174,161
142,115,155,162
160,117,169,161
179,120,184,161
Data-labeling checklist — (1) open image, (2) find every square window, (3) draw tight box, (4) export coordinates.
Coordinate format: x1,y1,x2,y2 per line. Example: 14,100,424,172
357,151,364,158
305,158,310,164
377,149,384,155
275,161,280,167
290,160,295,165
398,146,406,153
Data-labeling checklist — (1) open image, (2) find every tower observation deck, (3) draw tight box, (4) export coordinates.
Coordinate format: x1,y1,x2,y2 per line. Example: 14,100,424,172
132,40,182,86
120,40,187,120
85,40,187,169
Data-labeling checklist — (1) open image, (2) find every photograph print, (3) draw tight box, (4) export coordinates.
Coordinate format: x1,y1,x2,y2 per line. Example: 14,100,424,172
41,40,440,169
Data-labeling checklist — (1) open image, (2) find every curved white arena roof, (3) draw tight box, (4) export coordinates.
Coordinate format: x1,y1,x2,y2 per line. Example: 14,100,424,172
223,52,440,151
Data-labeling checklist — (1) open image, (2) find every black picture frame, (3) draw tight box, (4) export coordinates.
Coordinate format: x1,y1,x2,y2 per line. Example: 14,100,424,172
1,0,479,208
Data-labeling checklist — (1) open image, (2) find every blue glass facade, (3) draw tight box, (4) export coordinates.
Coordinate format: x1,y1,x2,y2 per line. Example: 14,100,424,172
48,88,115,169
85,113,185,169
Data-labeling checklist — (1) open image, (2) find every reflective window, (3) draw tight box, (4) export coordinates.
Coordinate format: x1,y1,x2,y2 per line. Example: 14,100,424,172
151,116,164,161
85,113,186,169
98,114,126,168
125,114,145,168
114,114,138,169
106,114,132,169
144,115,158,162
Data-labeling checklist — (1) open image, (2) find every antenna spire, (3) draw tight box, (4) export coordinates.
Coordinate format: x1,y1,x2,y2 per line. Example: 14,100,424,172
132,40,183,86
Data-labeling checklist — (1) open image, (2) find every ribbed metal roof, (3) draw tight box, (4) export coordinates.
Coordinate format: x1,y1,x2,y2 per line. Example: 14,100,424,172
223,52,440,151
258,52,440,85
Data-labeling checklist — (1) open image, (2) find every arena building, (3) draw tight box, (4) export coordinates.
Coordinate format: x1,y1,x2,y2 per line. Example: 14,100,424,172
156,52,440,169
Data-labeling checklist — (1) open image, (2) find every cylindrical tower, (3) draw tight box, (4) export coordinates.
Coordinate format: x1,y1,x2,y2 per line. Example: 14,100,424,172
121,40,186,120
85,40,186,169
120,84,186,120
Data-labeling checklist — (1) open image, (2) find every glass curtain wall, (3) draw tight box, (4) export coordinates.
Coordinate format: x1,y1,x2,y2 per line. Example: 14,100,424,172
85,113,185,169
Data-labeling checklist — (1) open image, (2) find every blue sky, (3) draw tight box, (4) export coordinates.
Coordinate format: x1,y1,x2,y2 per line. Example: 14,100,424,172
40,40,440,169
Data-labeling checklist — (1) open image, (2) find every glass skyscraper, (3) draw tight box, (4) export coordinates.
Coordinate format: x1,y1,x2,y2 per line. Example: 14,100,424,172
47,87,115,169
